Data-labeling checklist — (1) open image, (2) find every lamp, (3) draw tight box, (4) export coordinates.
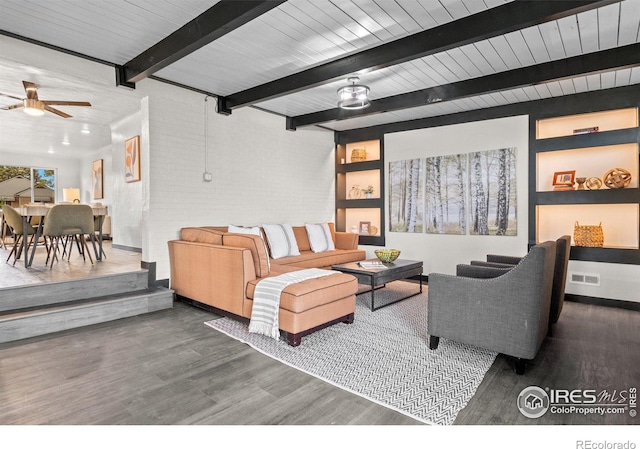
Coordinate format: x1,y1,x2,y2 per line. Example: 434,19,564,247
63,188,81,203
23,98,45,116
337,76,370,110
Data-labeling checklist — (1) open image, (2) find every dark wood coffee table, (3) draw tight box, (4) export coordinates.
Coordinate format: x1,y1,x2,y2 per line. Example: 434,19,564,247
331,259,423,311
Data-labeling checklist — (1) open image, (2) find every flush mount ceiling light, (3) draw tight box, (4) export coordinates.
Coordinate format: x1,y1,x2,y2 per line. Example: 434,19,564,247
337,76,370,110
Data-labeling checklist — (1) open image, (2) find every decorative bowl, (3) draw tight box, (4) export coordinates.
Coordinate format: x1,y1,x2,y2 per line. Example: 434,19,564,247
375,249,400,263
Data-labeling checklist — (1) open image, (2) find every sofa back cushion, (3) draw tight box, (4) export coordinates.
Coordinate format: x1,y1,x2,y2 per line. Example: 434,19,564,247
180,227,224,245
292,226,311,251
223,233,270,277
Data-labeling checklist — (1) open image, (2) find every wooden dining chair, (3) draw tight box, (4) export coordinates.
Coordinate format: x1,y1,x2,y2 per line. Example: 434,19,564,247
43,204,97,269
2,205,37,266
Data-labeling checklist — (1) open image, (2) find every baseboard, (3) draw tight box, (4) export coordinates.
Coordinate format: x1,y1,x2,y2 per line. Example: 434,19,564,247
565,293,640,311
156,278,170,288
111,244,142,253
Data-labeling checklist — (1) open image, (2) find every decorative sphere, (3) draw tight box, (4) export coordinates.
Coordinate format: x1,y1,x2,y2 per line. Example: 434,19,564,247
374,249,400,263
603,168,631,189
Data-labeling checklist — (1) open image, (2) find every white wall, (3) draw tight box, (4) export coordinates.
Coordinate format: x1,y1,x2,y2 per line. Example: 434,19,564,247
109,110,144,249
0,150,82,203
136,80,336,279
383,116,530,276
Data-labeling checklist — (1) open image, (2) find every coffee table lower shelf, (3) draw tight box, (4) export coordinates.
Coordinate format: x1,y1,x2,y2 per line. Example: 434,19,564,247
331,259,423,311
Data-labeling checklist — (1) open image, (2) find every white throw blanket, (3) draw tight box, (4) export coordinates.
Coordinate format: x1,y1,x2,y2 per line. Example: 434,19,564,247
249,268,338,340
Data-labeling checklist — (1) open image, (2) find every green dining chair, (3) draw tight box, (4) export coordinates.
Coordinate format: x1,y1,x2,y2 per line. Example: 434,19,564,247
2,205,37,266
43,204,97,269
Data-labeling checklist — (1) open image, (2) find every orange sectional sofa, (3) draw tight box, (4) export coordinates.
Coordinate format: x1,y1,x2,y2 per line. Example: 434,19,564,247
168,224,366,346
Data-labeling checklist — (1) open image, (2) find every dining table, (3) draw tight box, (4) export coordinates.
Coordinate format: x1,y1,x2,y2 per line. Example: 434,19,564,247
15,204,108,268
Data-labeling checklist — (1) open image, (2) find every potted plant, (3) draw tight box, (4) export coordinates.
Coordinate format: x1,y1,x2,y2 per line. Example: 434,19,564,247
362,185,374,198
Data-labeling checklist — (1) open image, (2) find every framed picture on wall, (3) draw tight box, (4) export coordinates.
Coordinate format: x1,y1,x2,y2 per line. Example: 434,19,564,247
125,135,141,183
92,159,103,199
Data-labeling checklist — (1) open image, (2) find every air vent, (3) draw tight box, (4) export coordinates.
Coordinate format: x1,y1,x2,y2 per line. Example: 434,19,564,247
569,272,600,286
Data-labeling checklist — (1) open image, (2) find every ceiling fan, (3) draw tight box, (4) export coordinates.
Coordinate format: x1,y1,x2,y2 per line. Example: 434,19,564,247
0,81,91,118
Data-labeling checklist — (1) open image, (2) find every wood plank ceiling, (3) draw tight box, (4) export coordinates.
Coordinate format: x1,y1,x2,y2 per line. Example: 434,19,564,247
1,0,640,135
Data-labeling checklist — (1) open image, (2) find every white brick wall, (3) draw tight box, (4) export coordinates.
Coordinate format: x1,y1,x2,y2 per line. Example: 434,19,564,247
137,79,336,279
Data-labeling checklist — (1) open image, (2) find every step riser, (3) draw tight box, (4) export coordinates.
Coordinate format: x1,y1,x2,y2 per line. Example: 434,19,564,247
0,289,174,344
0,271,149,313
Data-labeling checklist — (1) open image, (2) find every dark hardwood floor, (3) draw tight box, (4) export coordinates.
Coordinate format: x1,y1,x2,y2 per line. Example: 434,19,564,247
1,292,638,429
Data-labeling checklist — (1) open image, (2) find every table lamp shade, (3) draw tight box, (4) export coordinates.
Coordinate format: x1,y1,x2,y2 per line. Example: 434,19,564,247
63,188,81,203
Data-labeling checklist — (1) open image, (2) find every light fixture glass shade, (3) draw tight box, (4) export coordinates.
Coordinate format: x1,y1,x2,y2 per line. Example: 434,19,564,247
337,77,370,110
23,98,45,116
62,188,81,203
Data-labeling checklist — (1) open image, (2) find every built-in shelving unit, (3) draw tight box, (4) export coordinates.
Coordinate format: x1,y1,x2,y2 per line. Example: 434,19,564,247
530,107,640,264
335,138,385,246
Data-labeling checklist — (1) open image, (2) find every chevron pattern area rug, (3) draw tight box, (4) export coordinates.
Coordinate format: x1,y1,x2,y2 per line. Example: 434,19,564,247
205,281,497,425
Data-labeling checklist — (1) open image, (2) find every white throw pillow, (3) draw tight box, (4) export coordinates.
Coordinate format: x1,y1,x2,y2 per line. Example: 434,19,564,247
305,223,336,253
262,224,300,259
228,224,261,236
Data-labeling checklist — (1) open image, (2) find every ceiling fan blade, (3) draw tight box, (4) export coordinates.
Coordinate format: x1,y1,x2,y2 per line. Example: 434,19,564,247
23,81,39,100
43,100,91,107
1,103,24,110
0,92,23,101
44,104,71,118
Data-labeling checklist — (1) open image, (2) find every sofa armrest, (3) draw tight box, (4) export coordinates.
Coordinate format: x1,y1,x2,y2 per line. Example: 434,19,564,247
486,254,522,265
470,260,516,268
456,264,511,278
335,231,358,250
168,240,256,317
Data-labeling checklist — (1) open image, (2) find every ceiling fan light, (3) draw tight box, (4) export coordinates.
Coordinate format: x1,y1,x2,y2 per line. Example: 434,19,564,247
337,77,370,110
23,98,44,116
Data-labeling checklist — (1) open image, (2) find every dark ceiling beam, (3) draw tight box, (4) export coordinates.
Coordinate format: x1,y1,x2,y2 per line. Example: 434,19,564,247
116,0,285,86
219,0,616,112
288,42,640,129
335,84,640,143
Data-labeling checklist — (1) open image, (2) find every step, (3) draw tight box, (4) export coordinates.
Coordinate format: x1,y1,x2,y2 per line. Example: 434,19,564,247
0,271,149,313
0,287,174,344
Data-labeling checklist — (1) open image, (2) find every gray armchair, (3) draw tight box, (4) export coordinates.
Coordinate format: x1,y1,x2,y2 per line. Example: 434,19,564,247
467,235,571,326
427,241,556,375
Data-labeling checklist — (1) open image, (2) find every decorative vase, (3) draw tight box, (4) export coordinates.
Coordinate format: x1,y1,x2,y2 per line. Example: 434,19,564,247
348,185,362,199
576,177,586,190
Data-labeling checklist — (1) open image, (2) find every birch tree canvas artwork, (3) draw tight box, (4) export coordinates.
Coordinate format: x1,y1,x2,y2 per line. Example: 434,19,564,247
389,147,517,236
389,159,423,232
425,155,467,234
469,147,517,236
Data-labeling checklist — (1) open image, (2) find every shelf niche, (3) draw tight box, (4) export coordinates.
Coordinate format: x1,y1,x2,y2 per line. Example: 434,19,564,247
345,170,380,199
536,143,639,192
537,204,639,250
341,140,381,164
536,108,638,139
